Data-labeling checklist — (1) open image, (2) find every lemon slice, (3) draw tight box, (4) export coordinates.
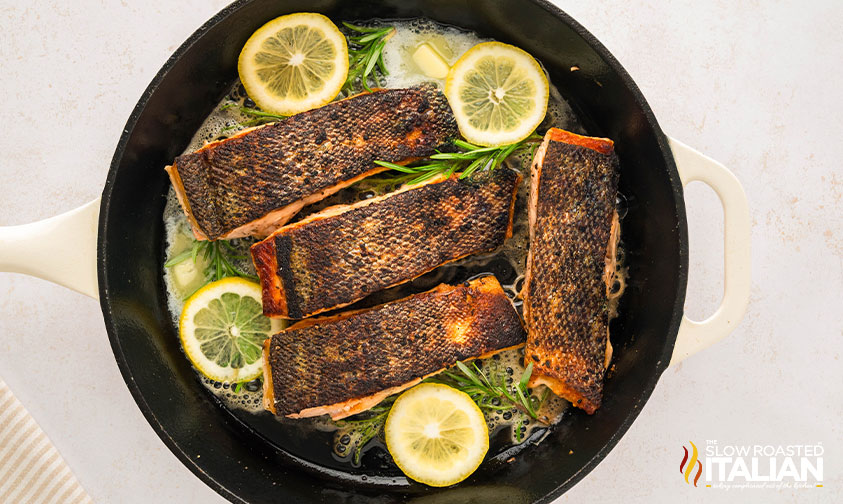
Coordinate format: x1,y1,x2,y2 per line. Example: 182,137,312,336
445,41,548,147
238,13,348,116
385,383,488,487
179,277,285,382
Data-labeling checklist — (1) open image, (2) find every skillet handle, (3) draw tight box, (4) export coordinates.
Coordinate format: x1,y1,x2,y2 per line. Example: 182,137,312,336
0,198,100,300
668,138,750,365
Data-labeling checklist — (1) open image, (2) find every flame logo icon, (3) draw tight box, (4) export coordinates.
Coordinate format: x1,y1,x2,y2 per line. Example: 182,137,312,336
679,441,703,487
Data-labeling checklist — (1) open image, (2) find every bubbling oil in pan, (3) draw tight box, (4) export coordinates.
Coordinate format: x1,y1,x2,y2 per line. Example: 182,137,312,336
162,18,628,479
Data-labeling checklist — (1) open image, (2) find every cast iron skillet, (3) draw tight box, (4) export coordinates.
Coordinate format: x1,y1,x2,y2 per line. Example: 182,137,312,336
98,0,686,502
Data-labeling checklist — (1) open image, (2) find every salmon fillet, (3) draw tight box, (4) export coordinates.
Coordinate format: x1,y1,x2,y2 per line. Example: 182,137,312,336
522,128,620,414
165,85,458,241
251,168,521,318
262,275,526,420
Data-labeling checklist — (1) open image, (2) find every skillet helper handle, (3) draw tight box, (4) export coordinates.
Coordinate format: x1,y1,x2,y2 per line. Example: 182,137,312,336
668,138,750,366
0,198,100,299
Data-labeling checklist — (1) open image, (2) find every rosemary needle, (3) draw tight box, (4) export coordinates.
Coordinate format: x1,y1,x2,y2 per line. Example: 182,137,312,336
219,103,287,133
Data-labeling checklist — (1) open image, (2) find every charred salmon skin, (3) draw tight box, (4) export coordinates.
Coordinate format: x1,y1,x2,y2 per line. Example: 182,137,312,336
165,85,458,241
250,168,521,319
262,275,526,420
522,128,620,414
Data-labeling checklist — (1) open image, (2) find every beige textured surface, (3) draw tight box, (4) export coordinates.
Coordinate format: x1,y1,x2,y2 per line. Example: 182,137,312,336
0,1,840,502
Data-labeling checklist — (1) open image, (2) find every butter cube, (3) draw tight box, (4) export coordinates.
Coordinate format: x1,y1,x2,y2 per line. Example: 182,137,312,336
413,42,450,79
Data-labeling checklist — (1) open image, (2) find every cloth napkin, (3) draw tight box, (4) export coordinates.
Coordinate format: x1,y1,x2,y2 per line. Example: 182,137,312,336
0,379,93,504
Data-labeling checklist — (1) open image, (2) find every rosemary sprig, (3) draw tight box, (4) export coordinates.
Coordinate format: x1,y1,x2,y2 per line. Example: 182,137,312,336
436,361,549,425
342,22,395,94
373,134,542,186
333,397,395,464
220,103,287,133
164,238,257,295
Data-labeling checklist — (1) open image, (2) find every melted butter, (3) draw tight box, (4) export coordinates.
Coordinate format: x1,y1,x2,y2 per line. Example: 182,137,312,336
380,19,488,89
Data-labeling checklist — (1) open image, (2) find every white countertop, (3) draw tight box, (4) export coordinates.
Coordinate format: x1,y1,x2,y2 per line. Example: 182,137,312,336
1,0,840,502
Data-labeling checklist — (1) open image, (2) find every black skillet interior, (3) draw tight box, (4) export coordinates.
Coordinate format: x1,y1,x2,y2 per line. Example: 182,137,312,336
98,0,687,502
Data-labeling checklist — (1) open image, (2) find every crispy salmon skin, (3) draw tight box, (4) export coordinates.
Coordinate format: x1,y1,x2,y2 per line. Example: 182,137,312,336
522,128,619,414
251,168,521,319
263,276,526,420
165,84,458,240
